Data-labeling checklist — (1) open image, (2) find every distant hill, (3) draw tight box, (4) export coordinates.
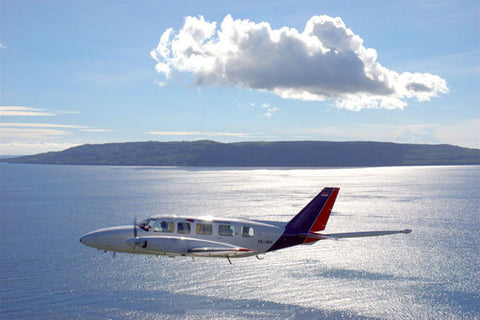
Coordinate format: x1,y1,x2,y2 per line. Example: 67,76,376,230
2,140,480,167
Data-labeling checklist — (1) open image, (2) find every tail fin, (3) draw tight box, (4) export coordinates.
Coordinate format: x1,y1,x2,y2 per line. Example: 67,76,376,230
285,187,339,233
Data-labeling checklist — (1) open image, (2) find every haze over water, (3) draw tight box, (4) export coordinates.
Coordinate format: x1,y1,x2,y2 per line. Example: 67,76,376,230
1,164,479,319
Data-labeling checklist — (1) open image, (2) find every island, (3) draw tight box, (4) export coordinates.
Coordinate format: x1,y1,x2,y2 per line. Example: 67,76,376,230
2,140,480,167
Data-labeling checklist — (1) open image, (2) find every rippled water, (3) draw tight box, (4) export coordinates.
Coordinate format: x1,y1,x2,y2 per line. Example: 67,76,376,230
1,164,479,319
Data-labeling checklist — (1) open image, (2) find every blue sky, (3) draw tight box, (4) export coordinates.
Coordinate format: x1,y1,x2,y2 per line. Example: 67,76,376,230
1,0,478,155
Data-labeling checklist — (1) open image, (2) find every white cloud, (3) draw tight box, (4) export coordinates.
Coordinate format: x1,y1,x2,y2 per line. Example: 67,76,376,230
153,80,168,87
1,106,111,133
248,102,279,117
55,110,81,115
0,106,113,155
0,106,56,116
80,128,113,132
0,122,87,129
151,15,448,110
0,122,112,137
0,106,112,156
0,127,72,140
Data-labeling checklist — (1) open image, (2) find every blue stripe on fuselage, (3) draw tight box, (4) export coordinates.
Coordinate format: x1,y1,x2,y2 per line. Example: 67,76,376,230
266,233,306,252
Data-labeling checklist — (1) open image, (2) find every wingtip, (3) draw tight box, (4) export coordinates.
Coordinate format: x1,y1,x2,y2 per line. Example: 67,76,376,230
402,229,412,234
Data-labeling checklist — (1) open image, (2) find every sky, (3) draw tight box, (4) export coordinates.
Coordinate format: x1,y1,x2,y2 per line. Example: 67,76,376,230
1,0,479,155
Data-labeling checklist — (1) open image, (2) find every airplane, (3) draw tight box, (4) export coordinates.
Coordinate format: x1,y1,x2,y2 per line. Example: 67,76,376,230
79,187,411,264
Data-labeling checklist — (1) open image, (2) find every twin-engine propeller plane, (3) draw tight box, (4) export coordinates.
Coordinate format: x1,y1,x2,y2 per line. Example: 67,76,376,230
80,187,411,263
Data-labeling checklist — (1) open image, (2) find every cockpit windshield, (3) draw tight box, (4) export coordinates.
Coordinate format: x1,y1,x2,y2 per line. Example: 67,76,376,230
138,218,174,232
138,219,155,231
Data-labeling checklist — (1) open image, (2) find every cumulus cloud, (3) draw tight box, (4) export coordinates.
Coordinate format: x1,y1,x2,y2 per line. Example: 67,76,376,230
151,15,448,110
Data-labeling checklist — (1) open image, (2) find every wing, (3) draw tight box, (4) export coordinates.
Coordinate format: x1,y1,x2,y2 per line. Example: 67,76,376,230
125,236,256,257
188,246,256,257
300,229,412,240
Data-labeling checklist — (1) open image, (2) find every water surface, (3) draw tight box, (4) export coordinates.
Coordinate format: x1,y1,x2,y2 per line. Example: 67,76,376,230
1,164,479,319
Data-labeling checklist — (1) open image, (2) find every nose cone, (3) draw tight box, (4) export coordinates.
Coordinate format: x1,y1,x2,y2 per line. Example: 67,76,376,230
79,232,98,248
80,226,135,252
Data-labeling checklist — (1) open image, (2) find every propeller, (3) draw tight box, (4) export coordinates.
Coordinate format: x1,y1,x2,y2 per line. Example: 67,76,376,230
133,217,138,239
130,217,147,249
131,217,138,251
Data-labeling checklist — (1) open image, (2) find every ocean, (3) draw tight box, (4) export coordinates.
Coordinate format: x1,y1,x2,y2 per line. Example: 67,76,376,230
0,164,479,319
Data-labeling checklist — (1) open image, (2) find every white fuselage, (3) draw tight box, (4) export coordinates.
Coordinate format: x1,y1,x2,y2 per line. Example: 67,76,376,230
80,216,287,258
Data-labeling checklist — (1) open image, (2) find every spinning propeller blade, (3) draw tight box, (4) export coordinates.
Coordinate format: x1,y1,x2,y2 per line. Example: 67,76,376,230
133,217,138,238
132,217,139,250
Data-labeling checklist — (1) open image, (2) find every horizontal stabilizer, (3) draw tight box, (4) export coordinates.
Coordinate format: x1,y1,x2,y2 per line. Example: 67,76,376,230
300,229,412,240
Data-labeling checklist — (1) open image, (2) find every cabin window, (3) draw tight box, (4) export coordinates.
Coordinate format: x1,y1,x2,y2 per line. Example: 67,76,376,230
218,224,235,236
242,226,254,237
177,222,191,234
196,223,212,235
153,220,174,233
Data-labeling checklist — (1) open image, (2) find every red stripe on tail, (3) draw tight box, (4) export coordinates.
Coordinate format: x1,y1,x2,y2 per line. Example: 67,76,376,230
308,187,339,232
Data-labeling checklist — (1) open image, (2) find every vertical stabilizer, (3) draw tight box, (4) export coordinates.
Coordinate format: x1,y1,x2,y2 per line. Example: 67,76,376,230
267,188,340,252
285,187,339,233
